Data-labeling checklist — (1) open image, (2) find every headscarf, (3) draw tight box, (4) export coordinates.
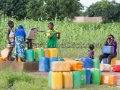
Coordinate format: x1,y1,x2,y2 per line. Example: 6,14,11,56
15,25,26,41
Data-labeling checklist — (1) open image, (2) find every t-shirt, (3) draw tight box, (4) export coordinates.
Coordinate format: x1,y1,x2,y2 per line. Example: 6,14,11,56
105,40,117,54
85,50,94,59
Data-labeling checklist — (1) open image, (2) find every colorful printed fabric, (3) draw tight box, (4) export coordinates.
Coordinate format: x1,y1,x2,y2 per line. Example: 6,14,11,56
14,36,25,58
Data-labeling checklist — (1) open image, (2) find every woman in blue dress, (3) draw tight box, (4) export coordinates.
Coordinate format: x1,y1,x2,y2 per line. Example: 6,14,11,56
14,25,26,62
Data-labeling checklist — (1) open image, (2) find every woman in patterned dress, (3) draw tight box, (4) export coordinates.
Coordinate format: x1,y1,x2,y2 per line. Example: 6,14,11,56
14,25,26,61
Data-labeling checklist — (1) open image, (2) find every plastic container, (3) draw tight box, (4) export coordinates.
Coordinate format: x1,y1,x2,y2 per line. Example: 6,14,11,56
90,68,101,84
92,59,100,69
36,48,44,61
52,61,70,71
63,72,73,89
58,58,64,61
85,69,91,84
67,61,83,71
102,46,114,54
39,57,49,72
48,71,52,88
52,72,63,89
64,58,73,61
102,58,107,64
81,69,86,85
111,57,116,66
112,65,120,72
101,74,117,86
32,48,36,61
25,49,34,62
100,64,111,72
0,57,4,61
49,48,58,57
49,57,58,71
44,49,49,58
72,71,81,88
80,58,92,68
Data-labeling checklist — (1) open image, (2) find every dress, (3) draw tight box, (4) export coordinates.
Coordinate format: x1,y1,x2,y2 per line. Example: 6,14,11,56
14,25,26,58
7,28,15,48
46,30,58,48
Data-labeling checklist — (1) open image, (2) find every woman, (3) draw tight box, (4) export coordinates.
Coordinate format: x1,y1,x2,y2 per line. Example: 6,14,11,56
99,34,117,64
6,21,15,61
46,22,60,48
14,25,26,61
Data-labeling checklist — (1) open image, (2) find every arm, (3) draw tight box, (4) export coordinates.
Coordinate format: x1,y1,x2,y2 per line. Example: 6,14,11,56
7,28,10,43
57,33,60,39
91,51,94,59
104,38,108,46
48,33,56,39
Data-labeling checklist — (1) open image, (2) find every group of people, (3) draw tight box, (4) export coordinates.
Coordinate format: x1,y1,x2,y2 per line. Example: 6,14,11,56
85,34,117,64
6,21,26,61
6,21,60,61
6,20,117,64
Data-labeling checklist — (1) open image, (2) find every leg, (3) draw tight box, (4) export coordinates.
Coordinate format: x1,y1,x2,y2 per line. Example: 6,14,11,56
6,47,13,61
108,54,117,64
99,54,109,63
9,47,13,61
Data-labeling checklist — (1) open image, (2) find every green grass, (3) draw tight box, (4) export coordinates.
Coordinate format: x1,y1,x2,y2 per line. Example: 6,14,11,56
0,17,120,59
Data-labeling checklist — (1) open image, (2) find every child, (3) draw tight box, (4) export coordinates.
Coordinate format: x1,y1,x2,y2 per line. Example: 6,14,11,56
6,21,15,61
85,44,94,59
46,22,60,48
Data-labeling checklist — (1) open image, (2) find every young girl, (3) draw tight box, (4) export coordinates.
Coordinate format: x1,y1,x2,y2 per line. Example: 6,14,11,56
6,21,15,61
14,25,26,61
46,22,60,48
85,44,94,59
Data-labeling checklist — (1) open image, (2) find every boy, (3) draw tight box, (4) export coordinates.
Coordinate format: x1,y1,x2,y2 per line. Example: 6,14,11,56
46,22,60,48
85,44,94,59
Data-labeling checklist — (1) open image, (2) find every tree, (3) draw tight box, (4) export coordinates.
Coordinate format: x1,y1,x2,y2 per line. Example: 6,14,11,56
26,0,46,20
26,0,83,20
0,0,29,20
102,1,120,23
84,0,108,17
44,0,83,20
85,0,120,23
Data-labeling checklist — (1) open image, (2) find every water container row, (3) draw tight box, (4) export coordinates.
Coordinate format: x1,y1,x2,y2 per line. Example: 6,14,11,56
24,48,58,62
39,57,58,72
79,58,100,69
48,69,101,89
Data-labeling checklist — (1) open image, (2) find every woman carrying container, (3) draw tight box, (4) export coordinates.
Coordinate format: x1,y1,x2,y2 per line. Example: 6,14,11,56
14,25,26,61
99,34,117,64
46,22,60,48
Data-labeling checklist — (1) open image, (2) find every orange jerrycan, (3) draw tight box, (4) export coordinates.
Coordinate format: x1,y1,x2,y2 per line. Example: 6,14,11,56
44,49,49,58
63,72,73,89
101,74,117,86
52,72,63,89
52,61,71,71
67,61,83,71
111,57,116,66
49,48,58,57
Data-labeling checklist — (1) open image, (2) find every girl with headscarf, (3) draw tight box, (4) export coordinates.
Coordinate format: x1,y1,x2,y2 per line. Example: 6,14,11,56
14,25,26,61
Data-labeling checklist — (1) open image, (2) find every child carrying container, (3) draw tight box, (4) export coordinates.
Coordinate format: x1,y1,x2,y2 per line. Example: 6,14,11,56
85,44,94,59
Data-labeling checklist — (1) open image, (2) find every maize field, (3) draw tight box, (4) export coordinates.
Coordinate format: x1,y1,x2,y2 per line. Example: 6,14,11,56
0,17,120,59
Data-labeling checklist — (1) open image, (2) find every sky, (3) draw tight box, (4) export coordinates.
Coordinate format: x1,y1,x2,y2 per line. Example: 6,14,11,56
80,0,120,7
